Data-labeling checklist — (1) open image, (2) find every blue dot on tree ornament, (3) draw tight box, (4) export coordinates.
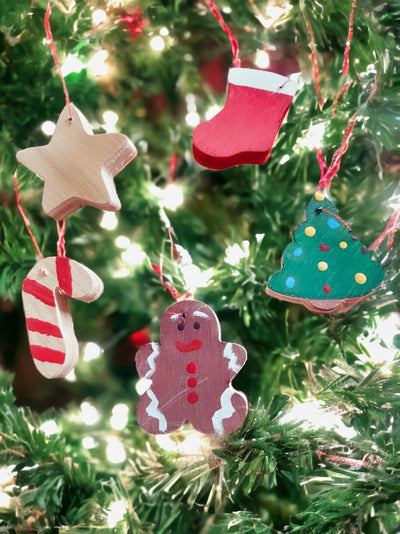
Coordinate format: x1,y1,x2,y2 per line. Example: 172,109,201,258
293,247,303,257
285,276,296,289
328,218,340,229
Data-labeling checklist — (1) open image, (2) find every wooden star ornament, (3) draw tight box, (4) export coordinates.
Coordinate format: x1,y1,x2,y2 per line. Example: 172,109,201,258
16,103,137,219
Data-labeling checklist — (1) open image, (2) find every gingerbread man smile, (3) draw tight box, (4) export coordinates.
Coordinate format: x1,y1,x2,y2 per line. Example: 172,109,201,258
174,339,202,352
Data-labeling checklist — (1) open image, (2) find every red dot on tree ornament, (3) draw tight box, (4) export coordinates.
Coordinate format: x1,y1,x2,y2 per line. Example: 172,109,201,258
187,362,197,373
187,392,199,404
319,244,330,252
187,377,197,388
323,285,332,294
361,247,367,254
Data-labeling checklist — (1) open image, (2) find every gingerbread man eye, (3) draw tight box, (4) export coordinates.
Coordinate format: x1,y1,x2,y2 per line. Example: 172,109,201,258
177,323,185,331
193,322,200,330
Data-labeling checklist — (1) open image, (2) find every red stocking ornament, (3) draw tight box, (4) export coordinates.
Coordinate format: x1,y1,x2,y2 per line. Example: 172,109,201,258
192,68,296,170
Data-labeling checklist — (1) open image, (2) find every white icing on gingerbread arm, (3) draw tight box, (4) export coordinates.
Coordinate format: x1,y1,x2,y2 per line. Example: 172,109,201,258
136,342,159,377
145,389,167,433
212,388,235,436
223,343,247,375
223,343,241,372
144,342,160,379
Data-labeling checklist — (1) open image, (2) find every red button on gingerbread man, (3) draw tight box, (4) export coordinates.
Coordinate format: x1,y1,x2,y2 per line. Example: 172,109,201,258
135,300,248,435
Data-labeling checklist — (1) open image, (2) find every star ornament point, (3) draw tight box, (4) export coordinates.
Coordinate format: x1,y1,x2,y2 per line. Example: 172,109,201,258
16,103,137,219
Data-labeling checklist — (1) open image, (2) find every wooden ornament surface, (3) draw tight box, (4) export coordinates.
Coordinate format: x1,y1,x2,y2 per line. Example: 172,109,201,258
266,192,385,314
16,103,137,219
192,68,296,170
22,256,103,379
136,300,248,436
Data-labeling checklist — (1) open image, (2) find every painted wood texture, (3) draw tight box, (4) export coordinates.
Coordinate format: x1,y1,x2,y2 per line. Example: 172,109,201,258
192,68,296,170
266,191,385,314
22,256,103,378
16,103,137,219
136,300,248,436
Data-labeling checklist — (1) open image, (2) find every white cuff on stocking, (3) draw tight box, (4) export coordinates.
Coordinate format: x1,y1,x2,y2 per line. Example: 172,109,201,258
228,68,297,96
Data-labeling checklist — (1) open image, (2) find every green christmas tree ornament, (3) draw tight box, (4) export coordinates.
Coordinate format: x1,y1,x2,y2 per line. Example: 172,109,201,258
266,191,385,314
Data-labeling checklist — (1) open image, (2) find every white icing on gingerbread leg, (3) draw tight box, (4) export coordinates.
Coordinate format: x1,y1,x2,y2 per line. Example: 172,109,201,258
212,388,235,435
145,389,167,433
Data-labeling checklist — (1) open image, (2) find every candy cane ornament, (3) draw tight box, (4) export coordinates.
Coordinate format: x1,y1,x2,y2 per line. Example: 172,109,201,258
22,256,103,379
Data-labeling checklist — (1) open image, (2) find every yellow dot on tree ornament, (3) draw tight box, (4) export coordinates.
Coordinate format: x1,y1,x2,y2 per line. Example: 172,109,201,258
318,261,328,271
305,226,316,237
314,191,325,202
355,273,367,284
339,241,348,249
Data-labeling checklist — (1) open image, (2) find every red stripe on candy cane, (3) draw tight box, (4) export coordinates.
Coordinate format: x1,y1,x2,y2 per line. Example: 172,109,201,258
26,318,62,338
22,278,56,307
56,256,73,295
31,345,66,364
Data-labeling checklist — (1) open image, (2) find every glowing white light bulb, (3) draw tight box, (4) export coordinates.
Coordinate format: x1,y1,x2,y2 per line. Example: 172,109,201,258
254,50,270,69
110,404,129,431
87,50,109,76
121,243,147,266
107,500,127,527
60,53,85,77
82,436,97,449
100,211,118,230
162,183,184,210
255,233,265,244
39,420,59,436
92,9,106,26
180,264,213,292
0,466,16,485
159,27,169,36
65,369,76,382
83,342,102,362
156,430,205,455
266,5,286,19
112,267,131,278
280,398,357,439
106,436,126,463
225,241,250,266
186,95,197,114
0,492,11,509
150,36,165,52
185,111,200,127
115,235,131,249
41,121,56,136
205,104,222,121
280,154,290,165
80,401,100,425
102,110,119,132
297,122,326,150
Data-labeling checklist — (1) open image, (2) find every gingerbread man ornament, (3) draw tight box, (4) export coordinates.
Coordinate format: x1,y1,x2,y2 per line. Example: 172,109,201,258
136,300,248,436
